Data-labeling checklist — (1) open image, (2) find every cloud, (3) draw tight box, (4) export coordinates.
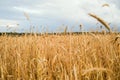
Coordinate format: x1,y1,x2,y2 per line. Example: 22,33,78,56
0,19,19,27
13,0,120,23
0,0,120,32
105,0,120,9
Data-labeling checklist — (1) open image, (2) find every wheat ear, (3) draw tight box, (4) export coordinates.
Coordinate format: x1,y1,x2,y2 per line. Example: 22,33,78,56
88,13,111,32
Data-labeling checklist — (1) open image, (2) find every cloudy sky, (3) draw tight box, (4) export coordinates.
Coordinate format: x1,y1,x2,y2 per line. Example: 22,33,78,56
0,0,120,32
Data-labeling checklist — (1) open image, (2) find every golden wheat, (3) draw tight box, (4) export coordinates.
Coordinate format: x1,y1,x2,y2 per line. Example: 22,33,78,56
88,13,111,32
0,33,119,80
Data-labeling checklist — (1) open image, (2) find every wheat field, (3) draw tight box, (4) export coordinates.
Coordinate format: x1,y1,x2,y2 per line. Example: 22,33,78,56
0,33,120,80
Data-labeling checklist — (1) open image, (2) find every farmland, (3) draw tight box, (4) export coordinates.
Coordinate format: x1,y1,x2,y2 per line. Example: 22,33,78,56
0,33,120,80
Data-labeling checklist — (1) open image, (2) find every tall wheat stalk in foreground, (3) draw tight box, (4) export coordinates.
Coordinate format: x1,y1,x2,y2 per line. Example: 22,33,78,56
88,13,111,32
24,12,33,33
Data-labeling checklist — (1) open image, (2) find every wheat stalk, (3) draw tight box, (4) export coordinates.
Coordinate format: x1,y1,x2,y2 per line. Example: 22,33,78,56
82,67,112,76
102,4,109,7
64,26,68,34
88,13,111,32
24,12,30,21
114,35,120,44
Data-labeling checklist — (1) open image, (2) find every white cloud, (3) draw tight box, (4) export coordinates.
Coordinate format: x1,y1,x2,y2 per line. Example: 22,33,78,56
13,0,120,25
0,0,120,32
13,7,44,15
0,19,19,27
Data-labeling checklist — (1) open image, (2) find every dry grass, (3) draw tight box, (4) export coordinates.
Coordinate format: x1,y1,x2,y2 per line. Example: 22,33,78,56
0,33,120,80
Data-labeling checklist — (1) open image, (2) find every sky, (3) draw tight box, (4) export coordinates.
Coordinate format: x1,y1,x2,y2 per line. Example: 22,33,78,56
0,0,120,33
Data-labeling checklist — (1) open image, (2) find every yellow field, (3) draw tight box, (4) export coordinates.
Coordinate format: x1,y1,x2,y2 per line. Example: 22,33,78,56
0,33,120,80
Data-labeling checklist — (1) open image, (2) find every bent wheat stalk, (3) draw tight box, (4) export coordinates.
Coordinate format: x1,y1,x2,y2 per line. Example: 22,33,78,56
114,35,120,44
88,13,111,32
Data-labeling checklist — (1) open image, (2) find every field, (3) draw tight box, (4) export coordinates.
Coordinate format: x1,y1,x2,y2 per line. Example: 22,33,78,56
0,33,119,80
